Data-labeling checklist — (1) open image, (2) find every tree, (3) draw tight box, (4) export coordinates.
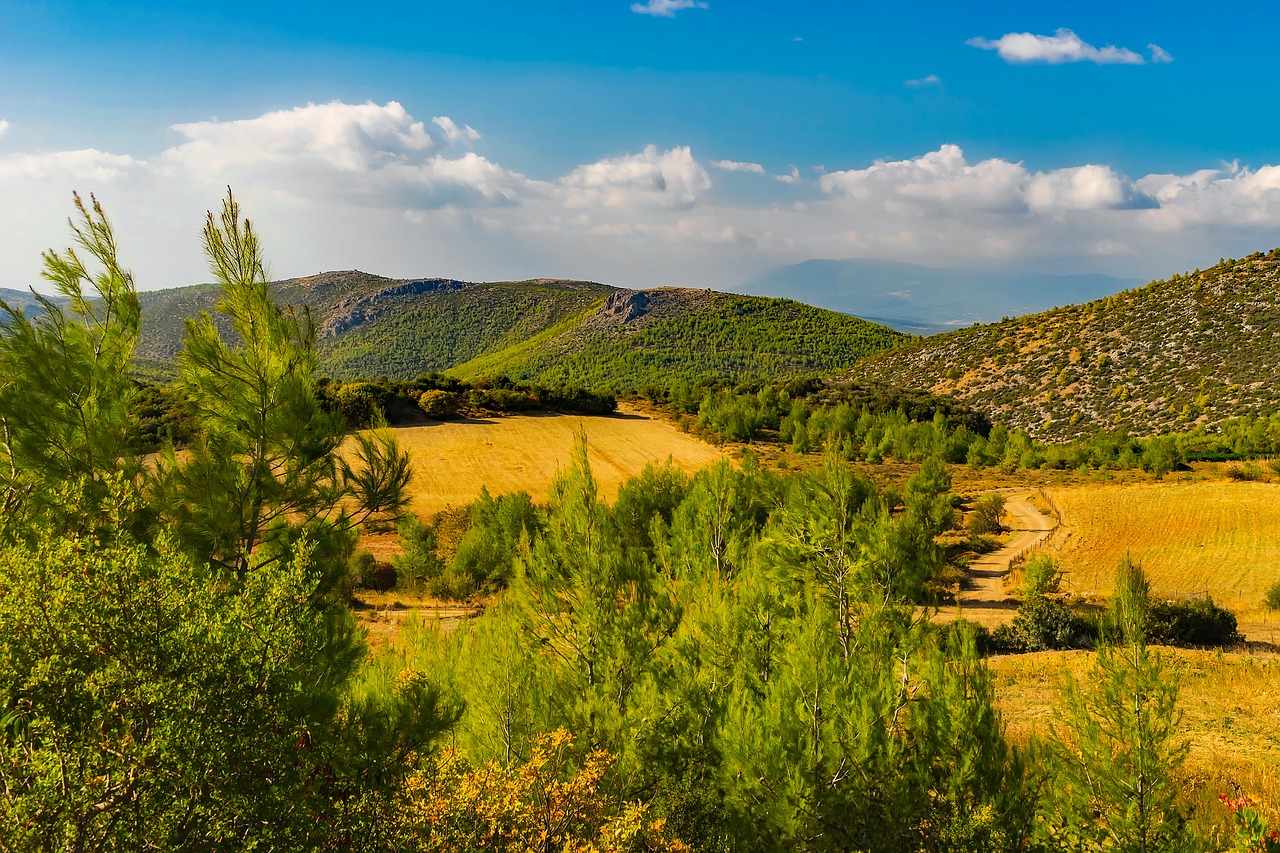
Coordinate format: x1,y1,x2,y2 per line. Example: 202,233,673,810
0,193,142,537
1039,559,1193,852
152,190,412,588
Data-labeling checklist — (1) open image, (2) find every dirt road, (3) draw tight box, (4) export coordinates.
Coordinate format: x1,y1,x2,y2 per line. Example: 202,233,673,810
939,492,1056,627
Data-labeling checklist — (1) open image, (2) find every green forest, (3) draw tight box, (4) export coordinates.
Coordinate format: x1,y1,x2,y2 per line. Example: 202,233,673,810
0,195,1274,851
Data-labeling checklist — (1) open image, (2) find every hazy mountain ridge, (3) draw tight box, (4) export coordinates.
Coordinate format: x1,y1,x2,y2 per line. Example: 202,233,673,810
740,258,1139,333
845,250,1280,440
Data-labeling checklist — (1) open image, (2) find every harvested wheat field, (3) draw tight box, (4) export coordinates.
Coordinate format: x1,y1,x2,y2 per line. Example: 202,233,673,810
1043,481,1280,611
374,405,725,518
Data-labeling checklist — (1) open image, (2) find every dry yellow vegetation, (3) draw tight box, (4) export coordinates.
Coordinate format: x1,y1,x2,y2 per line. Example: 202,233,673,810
991,647,1280,825
373,405,725,518
1042,481,1280,610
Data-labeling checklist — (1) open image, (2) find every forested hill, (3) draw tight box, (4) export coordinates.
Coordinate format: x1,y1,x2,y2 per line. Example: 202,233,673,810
135,271,905,388
845,249,1280,441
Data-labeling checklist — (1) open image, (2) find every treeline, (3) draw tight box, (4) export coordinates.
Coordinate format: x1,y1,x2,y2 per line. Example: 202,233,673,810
127,372,617,451
659,378,1280,476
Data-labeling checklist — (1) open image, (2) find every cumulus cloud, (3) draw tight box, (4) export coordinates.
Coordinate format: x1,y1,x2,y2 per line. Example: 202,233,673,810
819,145,1149,215
712,159,766,174
1149,44,1174,64
776,166,802,185
905,74,941,87
432,115,481,144
560,145,710,209
967,28,1157,65
630,0,708,17
163,101,530,209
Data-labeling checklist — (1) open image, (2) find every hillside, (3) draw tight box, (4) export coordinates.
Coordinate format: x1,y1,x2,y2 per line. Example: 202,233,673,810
846,250,1280,440
135,272,904,388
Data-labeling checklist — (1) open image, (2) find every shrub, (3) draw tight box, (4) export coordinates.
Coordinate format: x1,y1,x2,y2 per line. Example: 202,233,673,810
418,389,459,420
392,516,445,590
1146,597,1241,647
1020,554,1061,598
991,595,1094,653
368,561,398,592
1266,580,1280,612
349,549,377,588
967,494,1006,536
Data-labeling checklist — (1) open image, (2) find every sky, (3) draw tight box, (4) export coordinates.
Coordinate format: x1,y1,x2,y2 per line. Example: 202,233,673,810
1,0,1279,293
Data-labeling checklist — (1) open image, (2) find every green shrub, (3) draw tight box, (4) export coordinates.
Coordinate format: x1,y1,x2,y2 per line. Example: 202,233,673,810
1020,554,1061,598
392,516,445,589
992,595,1094,653
1146,597,1241,647
967,494,1006,536
1266,580,1280,612
417,389,459,420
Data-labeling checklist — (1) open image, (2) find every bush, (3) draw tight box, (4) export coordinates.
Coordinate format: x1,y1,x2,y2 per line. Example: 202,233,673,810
967,494,1006,536
1266,580,1280,612
392,516,445,589
1020,554,1061,598
418,389,460,420
368,561,398,592
1146,597,1241,647
349,549,377,588
991,595,1094,653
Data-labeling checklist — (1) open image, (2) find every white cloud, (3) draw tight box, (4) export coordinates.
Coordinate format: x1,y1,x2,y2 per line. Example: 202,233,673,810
967,28,1152,65
776,165,802,184
163,100,531,209
560,145,710,209
1149,44,1174,64
819,145,1146,215
630,0,708,17
712,159,766,174
0,120,9,139
905,74,941,87
0,149,146,183
432,115,481,144
1,100,1278,297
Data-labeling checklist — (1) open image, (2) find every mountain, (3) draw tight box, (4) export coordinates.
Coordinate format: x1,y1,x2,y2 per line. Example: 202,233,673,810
135,271,905,389
844,250,1280,440
738,258,1138,333
0,287,66,316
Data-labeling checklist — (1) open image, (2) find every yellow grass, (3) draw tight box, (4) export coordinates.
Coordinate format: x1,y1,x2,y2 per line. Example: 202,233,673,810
991,647,1280,825
1043,481,1280,610
375,404,726,518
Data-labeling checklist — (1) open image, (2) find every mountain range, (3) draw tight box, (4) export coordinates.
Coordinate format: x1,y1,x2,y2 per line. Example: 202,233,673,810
737,259,1138,333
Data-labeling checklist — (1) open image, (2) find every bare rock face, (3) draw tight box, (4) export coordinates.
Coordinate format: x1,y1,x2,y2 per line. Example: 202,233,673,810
597,290,652,324
320,279,468,338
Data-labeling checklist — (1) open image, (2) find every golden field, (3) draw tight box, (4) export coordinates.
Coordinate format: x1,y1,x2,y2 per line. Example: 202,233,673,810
1042,480,1280,611
991,647,1280,825
374,405,726,519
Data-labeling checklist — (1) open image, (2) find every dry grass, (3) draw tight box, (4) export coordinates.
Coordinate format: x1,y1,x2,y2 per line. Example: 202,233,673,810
369,404,726,519
991,647,1280,826
1042,481,1280,610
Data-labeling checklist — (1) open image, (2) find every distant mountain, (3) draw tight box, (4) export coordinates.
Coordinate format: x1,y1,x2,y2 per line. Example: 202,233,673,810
135,271,905,390
738,259,1138,333
0,287,64,316
844,250,1280,440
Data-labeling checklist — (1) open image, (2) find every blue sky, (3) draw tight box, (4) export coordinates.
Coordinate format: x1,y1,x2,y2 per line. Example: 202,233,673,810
1,0,1278,293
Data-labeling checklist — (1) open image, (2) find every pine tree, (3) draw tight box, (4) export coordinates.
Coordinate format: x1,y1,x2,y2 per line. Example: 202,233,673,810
1040,558,1193,852
0,193,141,536
152,189,412,588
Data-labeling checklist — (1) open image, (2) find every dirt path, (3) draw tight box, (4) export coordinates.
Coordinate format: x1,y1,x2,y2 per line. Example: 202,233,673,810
939,492,1056,627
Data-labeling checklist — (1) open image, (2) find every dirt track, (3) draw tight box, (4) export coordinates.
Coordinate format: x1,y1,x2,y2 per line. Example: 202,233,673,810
939,492,1056,627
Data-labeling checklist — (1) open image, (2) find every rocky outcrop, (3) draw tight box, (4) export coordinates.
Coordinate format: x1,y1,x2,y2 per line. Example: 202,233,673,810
320,279,469,338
